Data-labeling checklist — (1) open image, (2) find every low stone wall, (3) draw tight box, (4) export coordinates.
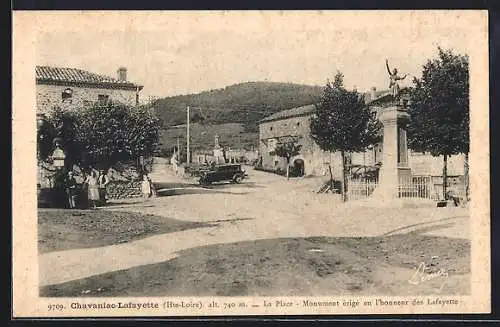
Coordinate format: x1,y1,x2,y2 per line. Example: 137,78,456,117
106,180,143,199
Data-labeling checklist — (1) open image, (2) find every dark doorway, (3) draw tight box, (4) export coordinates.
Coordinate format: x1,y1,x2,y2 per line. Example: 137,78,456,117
293,159,305,177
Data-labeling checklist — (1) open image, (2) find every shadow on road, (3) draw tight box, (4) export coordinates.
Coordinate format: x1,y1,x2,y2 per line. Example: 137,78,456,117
381,215,468,237
104,200,145,207
202,182,265,189
203,217,255,224
153,182,199,189
155,188,251,197
40,233,470,297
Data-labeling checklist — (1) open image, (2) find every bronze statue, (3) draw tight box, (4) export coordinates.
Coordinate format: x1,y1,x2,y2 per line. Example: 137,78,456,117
386,59,407,99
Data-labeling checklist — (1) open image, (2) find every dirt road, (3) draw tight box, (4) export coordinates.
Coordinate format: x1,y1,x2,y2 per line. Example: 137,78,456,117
39,165,469,288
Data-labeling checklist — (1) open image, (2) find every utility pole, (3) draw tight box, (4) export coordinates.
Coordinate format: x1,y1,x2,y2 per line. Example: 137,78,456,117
176,136,180,161
186,106,190,165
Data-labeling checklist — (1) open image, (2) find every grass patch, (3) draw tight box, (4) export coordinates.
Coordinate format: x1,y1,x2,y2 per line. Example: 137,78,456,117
38,209,214,254
41,234,470,297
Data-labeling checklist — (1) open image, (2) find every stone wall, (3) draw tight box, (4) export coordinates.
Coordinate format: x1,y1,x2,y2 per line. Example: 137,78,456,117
37,83,138,115
106,180,143,199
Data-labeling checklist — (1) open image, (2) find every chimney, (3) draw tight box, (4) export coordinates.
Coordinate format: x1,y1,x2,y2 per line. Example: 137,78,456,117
370,87,377,101
117,67,127,82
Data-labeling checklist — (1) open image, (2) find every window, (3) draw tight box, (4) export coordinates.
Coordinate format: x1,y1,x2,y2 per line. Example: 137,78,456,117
267,138,277,153
98,94,110,106
61,88,73,101
270,126,273,131
296,122,300,127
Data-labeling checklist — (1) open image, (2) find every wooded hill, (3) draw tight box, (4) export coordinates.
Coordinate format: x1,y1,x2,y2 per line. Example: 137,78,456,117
150,82,324,132
150,81,324,152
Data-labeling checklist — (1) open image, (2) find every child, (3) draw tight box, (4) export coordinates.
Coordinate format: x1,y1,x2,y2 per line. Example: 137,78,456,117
141,174,151,200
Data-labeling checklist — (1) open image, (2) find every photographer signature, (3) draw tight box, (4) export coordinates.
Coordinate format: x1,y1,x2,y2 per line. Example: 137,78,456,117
408,262,449,291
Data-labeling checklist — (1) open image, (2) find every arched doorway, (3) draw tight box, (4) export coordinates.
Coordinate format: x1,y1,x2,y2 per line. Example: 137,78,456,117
293,158,305,177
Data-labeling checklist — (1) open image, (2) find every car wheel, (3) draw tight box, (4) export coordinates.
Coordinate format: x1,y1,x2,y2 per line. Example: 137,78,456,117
233,175,242,183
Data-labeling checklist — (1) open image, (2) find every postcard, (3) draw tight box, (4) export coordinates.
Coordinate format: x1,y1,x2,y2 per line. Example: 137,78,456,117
12,10,490,317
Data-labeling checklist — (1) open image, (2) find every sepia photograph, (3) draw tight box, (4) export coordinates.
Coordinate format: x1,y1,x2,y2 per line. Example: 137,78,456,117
12,10,490,317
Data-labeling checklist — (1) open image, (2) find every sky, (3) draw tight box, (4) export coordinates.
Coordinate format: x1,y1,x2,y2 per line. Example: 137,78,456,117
34,11,482,99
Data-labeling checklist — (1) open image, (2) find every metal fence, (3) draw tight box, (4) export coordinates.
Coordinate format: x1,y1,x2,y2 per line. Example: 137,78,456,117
347,178,378,200
398,176,438,200
346,176,442,201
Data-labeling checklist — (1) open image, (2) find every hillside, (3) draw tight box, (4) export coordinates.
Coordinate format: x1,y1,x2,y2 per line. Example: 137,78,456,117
159,123,257,155
151,81,323,152
150,81,324,131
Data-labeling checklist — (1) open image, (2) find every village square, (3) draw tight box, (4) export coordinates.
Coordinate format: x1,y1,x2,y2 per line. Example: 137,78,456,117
33,13,472,298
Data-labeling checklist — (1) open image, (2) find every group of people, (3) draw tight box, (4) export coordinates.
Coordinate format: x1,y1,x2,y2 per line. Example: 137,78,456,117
64,169,110,209
64,169,156,209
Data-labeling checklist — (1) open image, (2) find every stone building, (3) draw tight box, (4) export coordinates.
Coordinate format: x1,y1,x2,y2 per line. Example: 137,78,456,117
259,104,345,178
36,66,143,116
36,66,144,191
258,89,465,182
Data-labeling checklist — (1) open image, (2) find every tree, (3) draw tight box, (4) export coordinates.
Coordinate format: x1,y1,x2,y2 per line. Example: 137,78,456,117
310,71,382,201
407,47,469,200
37,115,57,162
39,102,161,171
269,141,302,180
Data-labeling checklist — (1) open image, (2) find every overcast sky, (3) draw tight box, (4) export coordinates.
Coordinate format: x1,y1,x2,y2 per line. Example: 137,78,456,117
34,11,480,99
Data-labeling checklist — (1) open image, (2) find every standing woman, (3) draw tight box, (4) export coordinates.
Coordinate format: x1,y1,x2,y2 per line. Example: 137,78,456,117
85,170,100,209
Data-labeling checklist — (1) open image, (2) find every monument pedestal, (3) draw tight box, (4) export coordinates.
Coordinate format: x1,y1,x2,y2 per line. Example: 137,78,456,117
213,147,224,164
213,134,225,164
369,104,413,206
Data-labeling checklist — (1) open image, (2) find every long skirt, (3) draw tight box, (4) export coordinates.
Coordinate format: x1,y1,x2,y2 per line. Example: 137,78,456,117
88,186,99,201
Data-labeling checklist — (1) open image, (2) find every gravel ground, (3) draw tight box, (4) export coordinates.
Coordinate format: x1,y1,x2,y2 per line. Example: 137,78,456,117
38,209,214,253
40,233,470,297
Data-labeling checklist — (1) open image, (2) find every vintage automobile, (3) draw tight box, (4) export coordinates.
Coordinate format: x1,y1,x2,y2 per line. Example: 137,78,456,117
198,164,247,185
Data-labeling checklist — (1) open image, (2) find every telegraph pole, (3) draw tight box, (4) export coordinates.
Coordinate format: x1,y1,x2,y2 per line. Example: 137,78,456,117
177,136,181,160
186,106,190,164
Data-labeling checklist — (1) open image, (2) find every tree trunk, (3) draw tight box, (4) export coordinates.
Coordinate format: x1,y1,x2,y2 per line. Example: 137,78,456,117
442,154,448,200
464,152,469,201
341,151,348,202
286,164,290,180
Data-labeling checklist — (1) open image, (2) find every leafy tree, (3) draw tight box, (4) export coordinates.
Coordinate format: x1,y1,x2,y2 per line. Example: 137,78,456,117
310,71,382,201
37,115,57,162
269,141,302,180
39,102,161,171
407,47,469,200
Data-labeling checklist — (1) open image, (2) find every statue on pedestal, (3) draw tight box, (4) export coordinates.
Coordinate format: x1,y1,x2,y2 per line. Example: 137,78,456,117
386,59,407,100
213,134,224,164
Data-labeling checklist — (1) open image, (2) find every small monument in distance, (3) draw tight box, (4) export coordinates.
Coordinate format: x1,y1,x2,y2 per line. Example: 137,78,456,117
213,134,225,164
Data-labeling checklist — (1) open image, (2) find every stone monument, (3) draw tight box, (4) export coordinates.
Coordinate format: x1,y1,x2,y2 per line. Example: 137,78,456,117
213,134,225,164
368,60,412,204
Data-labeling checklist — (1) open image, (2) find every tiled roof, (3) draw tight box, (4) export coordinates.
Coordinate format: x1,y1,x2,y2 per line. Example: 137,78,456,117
260,104,316,123
36,66,143,89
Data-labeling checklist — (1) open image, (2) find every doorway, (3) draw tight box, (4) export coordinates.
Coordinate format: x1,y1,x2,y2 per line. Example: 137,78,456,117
293,159,305,177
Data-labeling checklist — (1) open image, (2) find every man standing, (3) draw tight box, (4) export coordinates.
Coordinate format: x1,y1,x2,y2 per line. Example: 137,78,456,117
98,170,109,206
65,171,78,209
